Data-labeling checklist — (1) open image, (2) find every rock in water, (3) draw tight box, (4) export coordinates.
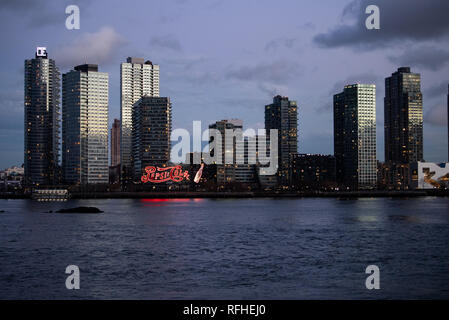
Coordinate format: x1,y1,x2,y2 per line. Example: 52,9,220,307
56,207,103,214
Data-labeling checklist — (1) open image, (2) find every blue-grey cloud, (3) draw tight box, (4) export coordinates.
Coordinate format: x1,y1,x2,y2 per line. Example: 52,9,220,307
0,0,90,28
265,38,296,52
425,82,449,100
226,60,301,84
388,46,449,71
314,0,449,49
150,34,182,51
54,26,127,69
425,104,448,127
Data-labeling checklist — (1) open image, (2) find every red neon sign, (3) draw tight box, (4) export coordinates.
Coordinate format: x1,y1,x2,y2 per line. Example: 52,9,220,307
141,166,189,183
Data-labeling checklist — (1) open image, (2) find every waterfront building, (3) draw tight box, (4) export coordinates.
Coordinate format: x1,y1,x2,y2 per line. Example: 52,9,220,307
24,47,60,186
334,84,377,189
207,120,261,189
290,154,336,190
265,95,298,187
384,67,423,189
111,119,121,167
120,57,159,181
62,64,109,185
132,96,171,180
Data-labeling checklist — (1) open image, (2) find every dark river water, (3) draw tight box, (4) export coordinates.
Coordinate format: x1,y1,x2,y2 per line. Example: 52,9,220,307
1,197,449,299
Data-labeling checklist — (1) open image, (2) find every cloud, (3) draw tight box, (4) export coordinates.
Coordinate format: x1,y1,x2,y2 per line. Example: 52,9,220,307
264,38,296,52
425,82,449,100
425,104,448,126
150,34,182,51
226,60,301,84
388,46,449,71
0,0,90,28
313,0,449,49
54,26,127,69
0,90,23,114
257,83,289,98
329,73,380,95
316,73,381,112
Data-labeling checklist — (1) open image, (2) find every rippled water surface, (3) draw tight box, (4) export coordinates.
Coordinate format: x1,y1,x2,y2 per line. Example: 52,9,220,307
1,197,449,299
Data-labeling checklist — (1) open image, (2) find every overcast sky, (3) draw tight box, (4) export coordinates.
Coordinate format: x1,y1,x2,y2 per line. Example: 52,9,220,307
1,0,448,168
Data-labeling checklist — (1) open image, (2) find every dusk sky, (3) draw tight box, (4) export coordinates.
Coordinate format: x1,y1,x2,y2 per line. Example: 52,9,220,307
1,0,448,168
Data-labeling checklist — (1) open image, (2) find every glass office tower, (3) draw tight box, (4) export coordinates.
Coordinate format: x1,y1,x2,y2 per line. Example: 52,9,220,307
334,84,377,189
62,64,109,185
24,47,60,186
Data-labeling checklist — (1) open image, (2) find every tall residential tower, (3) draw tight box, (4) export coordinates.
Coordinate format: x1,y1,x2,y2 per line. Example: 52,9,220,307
265,95,298,186
384,67,423,189
120,57,159,181
334,84,377,189
132,96,171,180
62,64,109,185
384,67,423,164
24,47,60,186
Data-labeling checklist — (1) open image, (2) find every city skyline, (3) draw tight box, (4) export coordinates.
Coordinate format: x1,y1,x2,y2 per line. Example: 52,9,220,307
17,46,449,188
1,0,449,169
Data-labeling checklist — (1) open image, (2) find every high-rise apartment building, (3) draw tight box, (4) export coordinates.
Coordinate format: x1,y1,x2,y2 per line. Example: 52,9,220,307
132,96,171,180
120,57,159,180
384,67,423,164
265,95,298,186
111,119,121,167
209,119,243,186
334,84,377,189
24,47,60,186
62,64,109,185
383,67,423,189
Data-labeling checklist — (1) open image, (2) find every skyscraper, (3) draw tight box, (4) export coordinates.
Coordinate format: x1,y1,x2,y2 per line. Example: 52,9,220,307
384,67,423,164
265,95,298,186
62,64,109,185
209,119,244,186
132,96,171,180
334,84,377,189
24,47,60,186
383,67,423,189
111,119,121,167
447,85,449,162
120,57,159,181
